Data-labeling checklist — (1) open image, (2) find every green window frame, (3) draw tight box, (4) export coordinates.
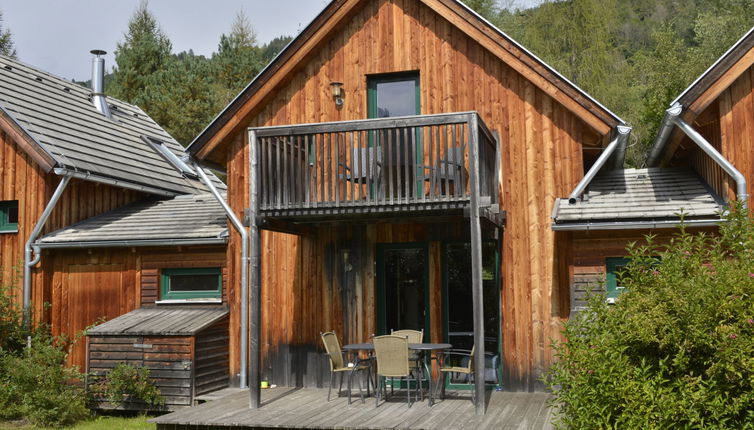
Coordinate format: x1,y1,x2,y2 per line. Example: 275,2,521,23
160,267,222,301
367,72,420,119
0,200,19,233
605,257,631,303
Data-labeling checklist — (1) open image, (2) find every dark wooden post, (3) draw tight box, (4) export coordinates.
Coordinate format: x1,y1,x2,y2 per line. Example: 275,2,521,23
467,113,486,415
248,129,262,409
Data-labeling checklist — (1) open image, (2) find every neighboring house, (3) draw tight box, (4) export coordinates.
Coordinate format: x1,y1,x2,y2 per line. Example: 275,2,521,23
187,0,627,405
551,26,754,314
0,52,231,408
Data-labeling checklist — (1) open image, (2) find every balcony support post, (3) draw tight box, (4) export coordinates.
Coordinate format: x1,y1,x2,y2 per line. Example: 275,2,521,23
248,129,262,409
468,113,487,415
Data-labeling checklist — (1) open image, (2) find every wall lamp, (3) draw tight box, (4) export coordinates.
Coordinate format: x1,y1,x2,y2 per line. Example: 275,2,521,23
330,81,344,107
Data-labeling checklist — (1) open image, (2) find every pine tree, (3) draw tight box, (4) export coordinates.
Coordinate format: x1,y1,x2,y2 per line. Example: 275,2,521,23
212,11,264,99
110,0,172,106
0,11,16,58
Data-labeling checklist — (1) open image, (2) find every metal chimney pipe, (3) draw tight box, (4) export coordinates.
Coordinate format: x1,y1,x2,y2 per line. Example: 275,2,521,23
90,50,112,119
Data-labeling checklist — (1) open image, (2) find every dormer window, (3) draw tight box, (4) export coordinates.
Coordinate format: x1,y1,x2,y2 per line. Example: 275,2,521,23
142,136,197,179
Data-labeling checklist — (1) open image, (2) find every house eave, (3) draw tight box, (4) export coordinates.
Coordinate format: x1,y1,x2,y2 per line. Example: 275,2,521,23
551,218,723,232
35,237,228,249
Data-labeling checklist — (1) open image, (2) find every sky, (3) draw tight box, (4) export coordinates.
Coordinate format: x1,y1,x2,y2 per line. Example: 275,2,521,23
0,0,541,83
0,0,331,81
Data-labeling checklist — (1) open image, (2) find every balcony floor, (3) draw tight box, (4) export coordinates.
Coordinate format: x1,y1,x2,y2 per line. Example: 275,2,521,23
151,387,555,430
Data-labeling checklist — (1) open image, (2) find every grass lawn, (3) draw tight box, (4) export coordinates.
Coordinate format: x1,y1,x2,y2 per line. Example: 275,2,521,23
0,415,156,429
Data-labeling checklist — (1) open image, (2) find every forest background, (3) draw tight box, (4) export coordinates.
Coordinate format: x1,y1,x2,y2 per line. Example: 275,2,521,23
1,0,753,166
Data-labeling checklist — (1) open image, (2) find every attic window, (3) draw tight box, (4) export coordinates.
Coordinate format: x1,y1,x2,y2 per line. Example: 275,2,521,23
142,135,197,179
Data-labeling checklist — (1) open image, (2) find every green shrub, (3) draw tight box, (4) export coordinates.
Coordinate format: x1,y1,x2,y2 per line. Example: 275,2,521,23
545,204,754,429
0,274,90,427
0,332,89,427
91,363,164,409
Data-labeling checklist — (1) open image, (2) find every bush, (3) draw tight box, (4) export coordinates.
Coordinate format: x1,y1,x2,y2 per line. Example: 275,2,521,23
0,332,89,427
90,363,164,409
545,205,754,429
0,275,90,427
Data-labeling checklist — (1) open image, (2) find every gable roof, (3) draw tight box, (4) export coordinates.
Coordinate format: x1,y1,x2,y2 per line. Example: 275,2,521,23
188,0,623,163
647,26,754,166
36,193,228,248
0,55,211,196
552,167,724,230
673,26,754,115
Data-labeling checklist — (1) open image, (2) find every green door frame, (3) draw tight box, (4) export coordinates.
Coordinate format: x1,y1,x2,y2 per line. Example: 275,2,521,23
375,242,430,341
441,240,502,389
367,72,423,196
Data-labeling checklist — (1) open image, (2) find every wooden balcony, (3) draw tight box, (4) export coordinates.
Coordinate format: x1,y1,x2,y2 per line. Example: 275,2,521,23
249,112,501,223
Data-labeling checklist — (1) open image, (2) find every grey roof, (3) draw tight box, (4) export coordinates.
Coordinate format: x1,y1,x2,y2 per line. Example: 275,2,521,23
553,168,724,228
0,55,214,196
87,307,229,336
36,193,228,247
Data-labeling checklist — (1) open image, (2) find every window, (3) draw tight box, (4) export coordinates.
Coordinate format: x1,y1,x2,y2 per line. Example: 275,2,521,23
160,268,221,301
367,73,420,119
142,135,198,178
0,200,18,233
605,257,631,304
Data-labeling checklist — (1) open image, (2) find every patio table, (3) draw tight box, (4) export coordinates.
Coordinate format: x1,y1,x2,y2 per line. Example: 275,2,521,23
343,342,452,406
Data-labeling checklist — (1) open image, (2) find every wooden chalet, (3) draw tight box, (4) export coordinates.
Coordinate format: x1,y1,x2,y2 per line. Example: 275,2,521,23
551,26,754,316
0,52,233,409
185,0,626,415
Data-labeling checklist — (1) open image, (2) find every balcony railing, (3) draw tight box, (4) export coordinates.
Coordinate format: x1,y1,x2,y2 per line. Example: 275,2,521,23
249,112,499,218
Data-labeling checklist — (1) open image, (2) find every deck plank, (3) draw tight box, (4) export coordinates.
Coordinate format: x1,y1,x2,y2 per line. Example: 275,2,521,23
151,388,555,429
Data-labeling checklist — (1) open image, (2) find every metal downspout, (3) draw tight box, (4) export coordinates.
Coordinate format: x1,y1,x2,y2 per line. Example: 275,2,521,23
194,162,250,388
23,174,72,329
646,104,682,167
671,117,748,208
568,126,631,204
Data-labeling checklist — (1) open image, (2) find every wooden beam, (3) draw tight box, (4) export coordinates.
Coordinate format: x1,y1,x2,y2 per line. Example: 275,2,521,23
248,129,261,408
688,47,754,115
0,109,56,172
468,114,486,415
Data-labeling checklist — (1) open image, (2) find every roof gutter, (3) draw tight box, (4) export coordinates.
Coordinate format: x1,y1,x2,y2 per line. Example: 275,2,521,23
552,218,723,231
53,168,178,197
193,160,250,389
568,125,632,204
34,237,227,249
646,104,748,208
24,173,72,331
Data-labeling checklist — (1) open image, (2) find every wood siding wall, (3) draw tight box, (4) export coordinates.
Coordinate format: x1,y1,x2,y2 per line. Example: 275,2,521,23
567,228,715,312
222,0,604,391
686,63,754,204
0,128,145,322
43,246,225,371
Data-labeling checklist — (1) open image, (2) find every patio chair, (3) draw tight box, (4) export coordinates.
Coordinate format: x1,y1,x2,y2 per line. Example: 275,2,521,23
439,346,476,404
373,335,420,408
424,147,466,196
320,331,372,403
390,329,425,400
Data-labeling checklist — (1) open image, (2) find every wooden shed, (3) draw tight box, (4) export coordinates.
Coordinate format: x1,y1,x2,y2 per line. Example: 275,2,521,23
86,307,230,410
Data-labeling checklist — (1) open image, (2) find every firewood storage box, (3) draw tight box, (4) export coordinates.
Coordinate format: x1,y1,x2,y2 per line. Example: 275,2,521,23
86,307,230,410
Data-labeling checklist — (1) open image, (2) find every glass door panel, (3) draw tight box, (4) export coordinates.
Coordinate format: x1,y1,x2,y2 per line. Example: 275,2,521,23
444,241,501,387
377,244,429,339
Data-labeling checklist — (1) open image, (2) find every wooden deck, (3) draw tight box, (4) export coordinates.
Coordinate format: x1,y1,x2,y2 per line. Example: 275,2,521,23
151,387,555,429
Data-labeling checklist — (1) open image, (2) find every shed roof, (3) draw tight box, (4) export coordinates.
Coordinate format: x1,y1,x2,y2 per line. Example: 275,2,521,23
552,168,724,230
36,193,228,248
87,307,229,336
188,0,623,164
0,55,211,196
